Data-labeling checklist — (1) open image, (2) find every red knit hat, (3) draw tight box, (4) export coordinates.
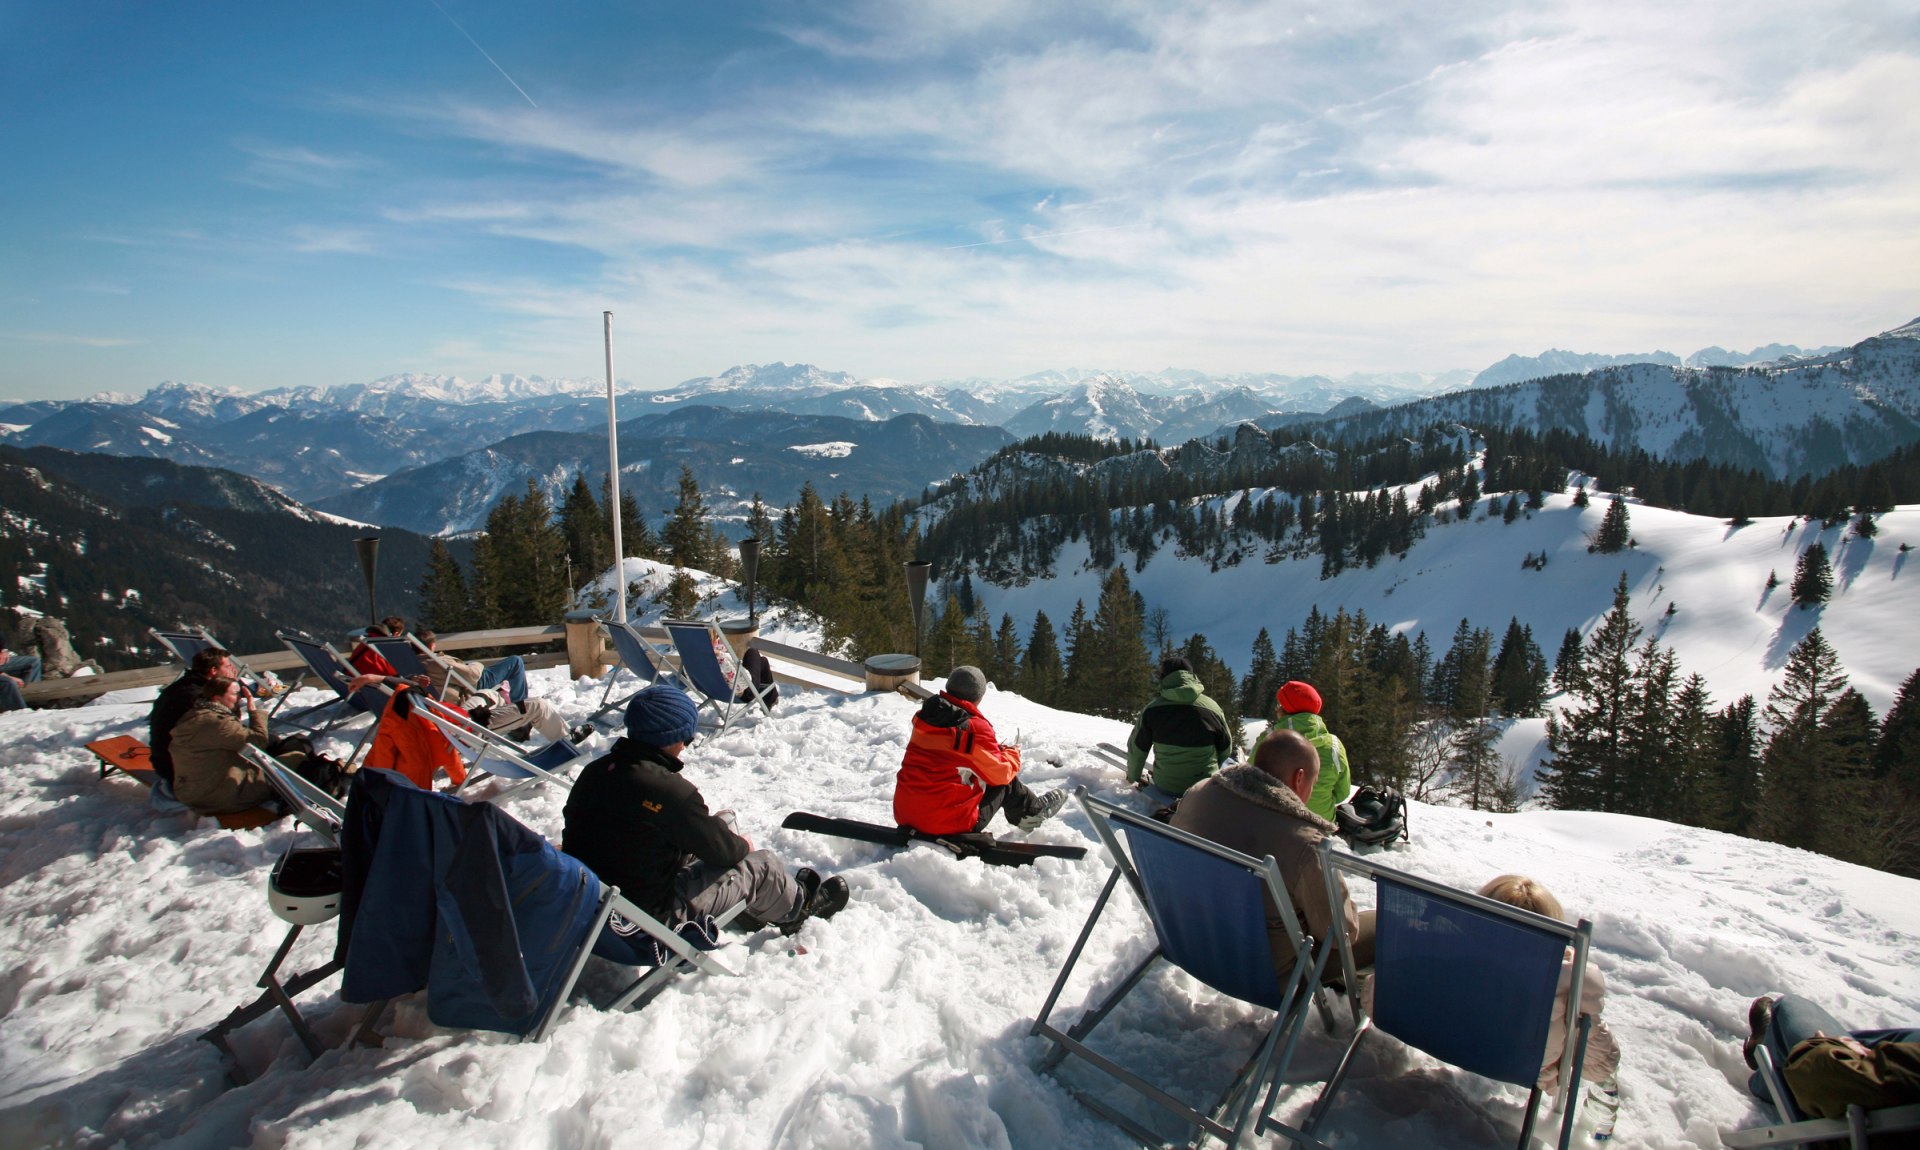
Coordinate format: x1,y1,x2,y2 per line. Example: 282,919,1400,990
1276,680,1322,715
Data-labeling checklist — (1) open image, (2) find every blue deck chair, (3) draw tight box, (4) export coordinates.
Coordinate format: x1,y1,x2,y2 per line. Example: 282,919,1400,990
664,619,774,735
153,624,277,694
1030,790,1334,1150
1725,1041,1920,1149
1273,843,1596,1150
589,619,685,720
336,769,741,1045
366,634,477,701
412,693,587,802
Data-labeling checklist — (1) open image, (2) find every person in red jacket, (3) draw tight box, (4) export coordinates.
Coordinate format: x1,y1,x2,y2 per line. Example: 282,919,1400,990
893,665,1067,836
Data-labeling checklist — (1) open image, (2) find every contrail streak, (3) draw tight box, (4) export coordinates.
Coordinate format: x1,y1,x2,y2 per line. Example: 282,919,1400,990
425,0,538,108
943,223,1142,250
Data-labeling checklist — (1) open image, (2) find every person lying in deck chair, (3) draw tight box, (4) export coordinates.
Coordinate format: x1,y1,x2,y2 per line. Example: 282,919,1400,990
1744,995,1920,1121
170,675,275,816
416,628,535,710
894,665,1066,836
1172,730,1375,986
562,685,848,942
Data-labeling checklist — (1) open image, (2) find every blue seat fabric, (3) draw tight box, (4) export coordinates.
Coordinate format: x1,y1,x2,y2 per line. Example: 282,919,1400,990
665,623,733,704
1370,876,1566,1087
607,624,666,683
1121,822,1288,1012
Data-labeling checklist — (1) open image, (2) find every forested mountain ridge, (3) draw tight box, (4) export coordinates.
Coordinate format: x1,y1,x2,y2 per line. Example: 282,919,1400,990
0,447,452,669
1285,317,1920,478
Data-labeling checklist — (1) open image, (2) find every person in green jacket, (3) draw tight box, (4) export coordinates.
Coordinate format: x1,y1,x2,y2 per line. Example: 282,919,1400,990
1126,657,1233,798
1258,680,1351,822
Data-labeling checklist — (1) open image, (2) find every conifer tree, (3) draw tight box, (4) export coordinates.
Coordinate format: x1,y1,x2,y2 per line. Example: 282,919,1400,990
1876,667,1920,793
1079,566,1152,719
663,569,700,618
418,538,471,632
1021,610,1064,706
1666,674,1725,830
1060,600,1095,713
1714,695,1762,835
663,466,711,570
1790,541,1833,608
1491,618,1547,717
990,613,1023,692
1572,485,1590,508
1448,718,1504,811
1180,633,1245,751
1593,494,1631,553
925,594,972,674
600,475,655,563
1240,628,1280,718
1539,573,1640,811
1755,628,1849,853
558,472,608,589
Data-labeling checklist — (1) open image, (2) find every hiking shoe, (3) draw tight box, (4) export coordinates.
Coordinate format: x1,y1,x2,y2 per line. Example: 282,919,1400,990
1744,996,1777,1069
566,724,594,746
779,873,849,936
1016,788,1069,831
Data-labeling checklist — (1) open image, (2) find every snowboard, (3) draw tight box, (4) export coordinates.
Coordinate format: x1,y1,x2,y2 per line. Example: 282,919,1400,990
780,812,1088,867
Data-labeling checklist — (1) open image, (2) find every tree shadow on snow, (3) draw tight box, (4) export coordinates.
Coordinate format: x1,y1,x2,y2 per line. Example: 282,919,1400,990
1835,536,1873,593
1765,603,1822,671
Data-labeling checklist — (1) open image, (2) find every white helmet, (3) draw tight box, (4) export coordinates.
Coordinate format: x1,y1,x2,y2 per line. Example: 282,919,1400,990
268,845,343,926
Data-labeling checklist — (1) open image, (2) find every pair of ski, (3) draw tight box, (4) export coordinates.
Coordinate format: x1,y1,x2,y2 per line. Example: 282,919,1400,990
780,812,1087,867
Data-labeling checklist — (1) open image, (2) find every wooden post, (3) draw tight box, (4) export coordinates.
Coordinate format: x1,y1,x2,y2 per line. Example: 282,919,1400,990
564,610,606,679
864,653,922,694
718,618,760,661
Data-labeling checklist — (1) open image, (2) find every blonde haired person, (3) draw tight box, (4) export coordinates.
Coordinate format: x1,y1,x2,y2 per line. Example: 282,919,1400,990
1477,875,1622,1110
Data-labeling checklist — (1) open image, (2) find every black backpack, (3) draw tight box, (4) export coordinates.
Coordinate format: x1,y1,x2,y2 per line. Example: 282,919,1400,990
1335,784,1408,846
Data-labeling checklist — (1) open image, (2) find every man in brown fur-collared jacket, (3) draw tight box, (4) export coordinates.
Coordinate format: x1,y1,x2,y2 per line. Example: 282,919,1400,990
1172,729,1375,984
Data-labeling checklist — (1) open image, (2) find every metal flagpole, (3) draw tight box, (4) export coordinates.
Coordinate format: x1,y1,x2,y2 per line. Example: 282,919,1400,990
604,311,626,624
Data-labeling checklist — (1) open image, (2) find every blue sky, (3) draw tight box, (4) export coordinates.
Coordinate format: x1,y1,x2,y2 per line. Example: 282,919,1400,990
2,0,1916,401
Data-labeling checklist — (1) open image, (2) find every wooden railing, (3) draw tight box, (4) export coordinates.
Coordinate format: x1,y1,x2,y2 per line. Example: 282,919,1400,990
18,622,883,705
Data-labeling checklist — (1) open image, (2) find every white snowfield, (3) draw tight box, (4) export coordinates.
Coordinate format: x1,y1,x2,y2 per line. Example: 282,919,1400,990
1,666,1916,1149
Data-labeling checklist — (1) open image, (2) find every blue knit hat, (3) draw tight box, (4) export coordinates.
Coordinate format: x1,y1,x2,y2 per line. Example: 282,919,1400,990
625,685,699,747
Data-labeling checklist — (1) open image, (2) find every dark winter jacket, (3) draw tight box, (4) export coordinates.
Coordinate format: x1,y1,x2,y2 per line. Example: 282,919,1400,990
1258,711,1351,822
561,738,748,922
894,692,1022,835
148,669,213,784
1127,670,1232,795
337,768,605,1036
1171,763,1359,983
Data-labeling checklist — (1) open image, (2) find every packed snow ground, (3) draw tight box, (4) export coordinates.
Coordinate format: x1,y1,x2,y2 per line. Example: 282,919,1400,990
2,657,1917,1149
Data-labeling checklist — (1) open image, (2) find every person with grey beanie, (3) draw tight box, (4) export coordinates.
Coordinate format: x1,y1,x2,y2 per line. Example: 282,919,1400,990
893,665,1066,835
562,685,847,942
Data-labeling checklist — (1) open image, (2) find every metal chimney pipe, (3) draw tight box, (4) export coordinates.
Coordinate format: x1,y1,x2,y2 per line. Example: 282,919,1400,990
905,559,931,658
353,536,380,630
739,537,761,626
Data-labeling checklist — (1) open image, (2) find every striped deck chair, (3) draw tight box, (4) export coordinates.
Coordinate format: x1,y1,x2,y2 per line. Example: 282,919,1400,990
1274,843,1598,1150
585,619,685,722
366,634,477,701
664,619,773,736
1031,790,1334,1150
412,694,587,802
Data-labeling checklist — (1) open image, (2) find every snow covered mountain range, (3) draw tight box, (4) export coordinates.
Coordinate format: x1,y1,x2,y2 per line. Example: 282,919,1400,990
0,323,1907,518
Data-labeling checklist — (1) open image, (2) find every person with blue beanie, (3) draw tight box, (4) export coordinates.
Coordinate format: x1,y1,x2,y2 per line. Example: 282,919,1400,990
562,685,848,942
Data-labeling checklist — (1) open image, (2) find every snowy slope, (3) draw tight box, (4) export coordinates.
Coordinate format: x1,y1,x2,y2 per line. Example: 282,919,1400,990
955,493,1919,723
0,661,1915,1149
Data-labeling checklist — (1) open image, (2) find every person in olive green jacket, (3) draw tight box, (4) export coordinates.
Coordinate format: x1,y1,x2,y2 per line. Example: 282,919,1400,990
1126,656,1233,797
169,675,274,816
1256,680,1351,822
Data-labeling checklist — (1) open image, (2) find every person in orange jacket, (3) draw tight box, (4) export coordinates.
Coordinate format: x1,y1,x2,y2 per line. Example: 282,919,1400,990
893,666,1066,836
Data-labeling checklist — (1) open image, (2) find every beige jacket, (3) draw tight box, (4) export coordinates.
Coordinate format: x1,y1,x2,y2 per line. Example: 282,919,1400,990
1171,763,1360,981
169,699,272,814
426,653,484,702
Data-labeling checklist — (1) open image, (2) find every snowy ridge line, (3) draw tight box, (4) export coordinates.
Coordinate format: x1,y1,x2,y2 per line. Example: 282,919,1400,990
0,658,1915,1148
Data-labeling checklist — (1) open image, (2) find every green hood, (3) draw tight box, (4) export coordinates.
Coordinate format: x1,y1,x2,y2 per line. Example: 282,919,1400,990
1157,670,1206,704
